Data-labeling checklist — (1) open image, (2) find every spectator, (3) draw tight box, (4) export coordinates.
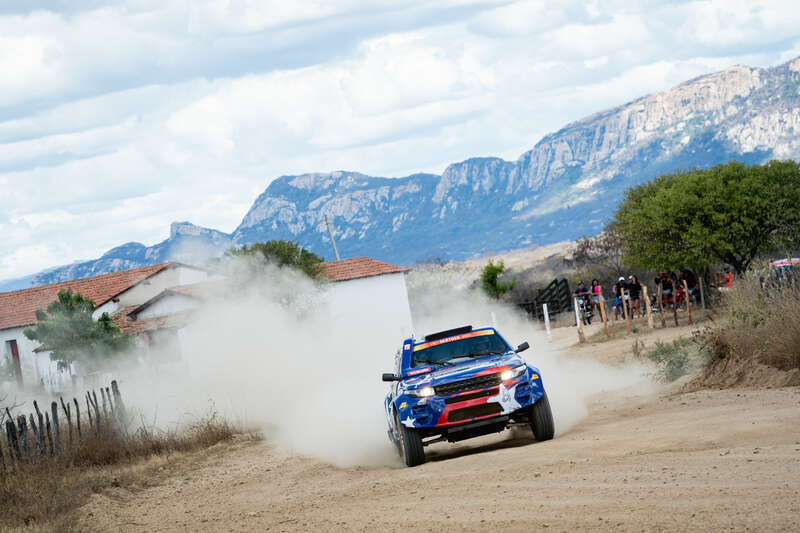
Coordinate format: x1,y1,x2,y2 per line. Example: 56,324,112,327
573,281,591,302
590,279,601,313
661,271,674,308
628,274,642,318
614,276,626,319
722,267,734,288
679,269,699,304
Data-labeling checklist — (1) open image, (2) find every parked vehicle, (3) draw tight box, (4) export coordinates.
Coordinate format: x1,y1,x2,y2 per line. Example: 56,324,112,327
382,325,554,467
578,297,593,325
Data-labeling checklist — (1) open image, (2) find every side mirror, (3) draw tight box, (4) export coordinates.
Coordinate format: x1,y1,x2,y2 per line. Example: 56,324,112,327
515,341,530,353
382,373,400,382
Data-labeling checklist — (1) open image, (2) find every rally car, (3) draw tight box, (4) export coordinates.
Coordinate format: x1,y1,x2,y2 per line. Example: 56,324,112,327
382,325,554,467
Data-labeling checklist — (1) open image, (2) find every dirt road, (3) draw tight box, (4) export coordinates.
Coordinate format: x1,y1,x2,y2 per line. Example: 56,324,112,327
79,324,800,532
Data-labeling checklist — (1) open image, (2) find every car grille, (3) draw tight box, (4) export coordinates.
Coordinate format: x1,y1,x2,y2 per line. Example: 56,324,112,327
444,388,497,404
434,373,502,397
448,403,502,422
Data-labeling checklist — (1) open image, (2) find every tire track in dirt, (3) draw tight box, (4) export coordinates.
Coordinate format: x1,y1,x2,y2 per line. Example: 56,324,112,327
78,384,800,532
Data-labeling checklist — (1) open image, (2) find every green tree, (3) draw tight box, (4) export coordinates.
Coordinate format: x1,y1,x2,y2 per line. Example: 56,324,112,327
226,240,323,278
611,160,800,274
23,290,133,372
480,260,516,299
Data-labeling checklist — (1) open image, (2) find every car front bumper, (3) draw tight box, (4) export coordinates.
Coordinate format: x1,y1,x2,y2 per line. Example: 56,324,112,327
396,371,545,430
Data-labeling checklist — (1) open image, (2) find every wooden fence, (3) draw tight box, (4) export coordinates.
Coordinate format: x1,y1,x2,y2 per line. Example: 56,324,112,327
0,380,125,470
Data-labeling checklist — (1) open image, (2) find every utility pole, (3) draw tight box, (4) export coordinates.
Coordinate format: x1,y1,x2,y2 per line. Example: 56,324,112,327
324,214,341,261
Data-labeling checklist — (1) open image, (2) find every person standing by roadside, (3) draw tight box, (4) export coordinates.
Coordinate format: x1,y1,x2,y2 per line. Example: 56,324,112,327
590,279,601,313
628,274,643,318
722,267,734,289
661,271,674,309
614,276,626,319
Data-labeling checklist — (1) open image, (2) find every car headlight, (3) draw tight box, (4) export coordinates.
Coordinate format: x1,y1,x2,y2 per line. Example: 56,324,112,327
500,364,527,381
406,386,435,397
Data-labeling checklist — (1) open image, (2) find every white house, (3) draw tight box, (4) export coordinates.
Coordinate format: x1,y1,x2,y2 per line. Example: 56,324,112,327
319,256,413,354
108,256,414,367
0,262,215,392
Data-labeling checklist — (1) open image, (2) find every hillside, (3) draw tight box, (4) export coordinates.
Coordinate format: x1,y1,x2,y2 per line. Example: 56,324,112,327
8,56,800,289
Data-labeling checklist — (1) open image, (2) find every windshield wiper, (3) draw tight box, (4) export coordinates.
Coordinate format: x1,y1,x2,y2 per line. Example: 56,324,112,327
414,359,454,367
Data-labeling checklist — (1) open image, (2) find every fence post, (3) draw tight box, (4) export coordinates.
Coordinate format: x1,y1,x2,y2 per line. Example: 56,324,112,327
101,388,108,419
29,414,42,461
542,303,552,342
17,416,28,463
682,279,693,325
74,398,82,442
5,419,19,465
51,402,61,455
672,287,679,327
597,287,611,340
698,275,708,320
45,413,54,457
105,386,114,414
112,380,125,419
621,288,631,333
657,284,667,327
85,395,93,433
573,298,586,343
33,401,45,456
61,397,73,447
92,390,101,434
642,285,654,329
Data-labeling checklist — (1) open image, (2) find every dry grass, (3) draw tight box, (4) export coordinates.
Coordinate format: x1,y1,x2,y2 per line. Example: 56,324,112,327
0,412,249,531
691,273,800,388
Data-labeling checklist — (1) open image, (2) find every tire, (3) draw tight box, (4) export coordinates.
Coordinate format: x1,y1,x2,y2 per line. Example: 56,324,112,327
529,391,554,442
396,413,425,467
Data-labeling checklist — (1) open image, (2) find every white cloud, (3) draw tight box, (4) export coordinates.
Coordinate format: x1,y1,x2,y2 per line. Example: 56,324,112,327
1,0,799,280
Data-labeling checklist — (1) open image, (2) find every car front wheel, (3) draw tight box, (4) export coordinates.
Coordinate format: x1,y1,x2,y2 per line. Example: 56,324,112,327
530,391,554,441
396,413,425,467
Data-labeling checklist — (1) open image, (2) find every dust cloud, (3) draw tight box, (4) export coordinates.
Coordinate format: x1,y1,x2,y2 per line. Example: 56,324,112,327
118,260,651,467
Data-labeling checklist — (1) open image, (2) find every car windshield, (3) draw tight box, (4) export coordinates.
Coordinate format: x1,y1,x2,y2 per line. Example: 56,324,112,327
412,331,510,367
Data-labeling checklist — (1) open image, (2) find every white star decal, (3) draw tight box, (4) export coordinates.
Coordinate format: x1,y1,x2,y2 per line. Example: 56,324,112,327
401,416,416,428
488,383,522,414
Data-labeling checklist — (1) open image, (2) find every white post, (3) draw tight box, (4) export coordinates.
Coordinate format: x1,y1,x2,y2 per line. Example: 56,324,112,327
491,311,498,329
542,303,552,342
573,298,586,343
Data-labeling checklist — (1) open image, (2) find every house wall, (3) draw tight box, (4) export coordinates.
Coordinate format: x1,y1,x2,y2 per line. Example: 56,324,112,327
0,326,70,392
4,264,212,391
136,293,199,319
91,265,209,320
323,273,413,358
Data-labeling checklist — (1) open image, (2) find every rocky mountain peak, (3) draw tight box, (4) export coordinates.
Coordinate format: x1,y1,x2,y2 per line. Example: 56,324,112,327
5,56,799,291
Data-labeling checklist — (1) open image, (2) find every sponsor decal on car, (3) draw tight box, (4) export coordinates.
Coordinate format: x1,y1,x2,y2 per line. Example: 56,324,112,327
407,367,432,376
413,329,494,351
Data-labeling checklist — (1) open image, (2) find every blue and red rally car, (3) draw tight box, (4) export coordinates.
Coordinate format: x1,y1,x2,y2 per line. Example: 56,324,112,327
382,325,554,466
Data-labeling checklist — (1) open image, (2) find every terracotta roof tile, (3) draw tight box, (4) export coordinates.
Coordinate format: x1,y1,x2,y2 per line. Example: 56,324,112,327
0,263,170,331
320,257,410,282
112,308,195,335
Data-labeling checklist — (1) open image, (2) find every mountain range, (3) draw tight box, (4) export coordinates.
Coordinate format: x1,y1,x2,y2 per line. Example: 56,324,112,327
5,56,800,290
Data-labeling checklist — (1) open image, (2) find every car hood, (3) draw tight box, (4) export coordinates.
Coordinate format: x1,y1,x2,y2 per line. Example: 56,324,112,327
403,352,526,388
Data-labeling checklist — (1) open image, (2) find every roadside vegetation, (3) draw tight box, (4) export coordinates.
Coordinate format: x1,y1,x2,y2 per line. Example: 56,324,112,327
0,412,250,531
225,240,324,278
640,338,710,383
691,272,800,388
480,259,516,299
23,290,133,373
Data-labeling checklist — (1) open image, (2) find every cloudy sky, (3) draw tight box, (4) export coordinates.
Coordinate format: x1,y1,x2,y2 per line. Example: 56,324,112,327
1,0,799,281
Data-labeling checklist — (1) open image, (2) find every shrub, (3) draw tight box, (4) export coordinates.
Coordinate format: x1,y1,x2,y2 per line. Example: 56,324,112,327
646,340,691,383
695,272,800,384
0,411,241,530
